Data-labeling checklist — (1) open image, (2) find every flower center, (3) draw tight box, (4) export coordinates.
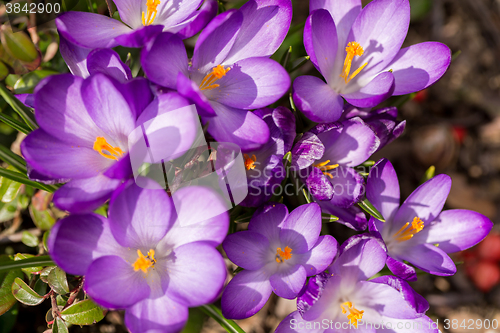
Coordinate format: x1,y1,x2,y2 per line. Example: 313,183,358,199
93,137,124,161
392,217,424,242
243,154,257,170
199,65,231,91
312,160,339,179
132,249,156,273
142,0,161,26
340,41,368,84
340,302,364,328
275,246,292,263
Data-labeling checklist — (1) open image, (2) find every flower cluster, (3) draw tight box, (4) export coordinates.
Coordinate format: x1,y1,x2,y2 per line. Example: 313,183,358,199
12,0,493,332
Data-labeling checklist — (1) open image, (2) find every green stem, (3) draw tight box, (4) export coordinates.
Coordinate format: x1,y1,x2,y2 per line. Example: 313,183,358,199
200,304,246,333
0,113,32,134
0,145,27,173
0,84,38,131
0,255,54,273
0,167,58,192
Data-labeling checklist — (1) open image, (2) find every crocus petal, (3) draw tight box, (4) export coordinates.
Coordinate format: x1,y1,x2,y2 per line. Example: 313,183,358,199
33,74,102,146
223,231,270,271
108,182,174,248
177,72,217,117
113,25,164,48
326,166,365,208
297,272,329,316
56,12,132,48
85,255,150,309
280,203,322,253
416,209,493,253
392,174,451,230
386,256,417,282
15,93,35,108
270,265,307,299
386,42,451,95
125,295,188,333
302,274,342,321
304,9,337,79
118,78,154,119
82,74,135,146
331,235,387,282
58,35,90,78
342,71,395,108
192,10,243,73
355,281,420,319
305,167,334,201
319,117,380,167
395,243,456,276
221,269,273,319
223,0,293,64
141,32,189,89
155,0,204,28
166,242,226,307
347,0,410,79
294,235,338,275
248,203,288,242
87,48,132,83
205,102,270,152
207,57,290,109
370,275,429,314
275,311,324,333
21,130,112,179
113,0,142,28
317,204,368,231
48,213,125,276
366,158,400,222
175,0,218,39
292,75,343,123
291,132,325,170
53,174,122,213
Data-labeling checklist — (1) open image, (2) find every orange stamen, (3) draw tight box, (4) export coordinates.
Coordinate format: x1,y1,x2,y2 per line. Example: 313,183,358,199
392,217,424,242
93,137,124,161
142,0,161,26
340,41,368,84
275,246,293,263
340,302,364,328
132,249,156,273
313,160,339,179
199,65,231,91
243,154,257,170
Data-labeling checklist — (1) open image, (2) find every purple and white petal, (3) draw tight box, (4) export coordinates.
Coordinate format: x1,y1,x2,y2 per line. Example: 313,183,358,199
248,203,288,242
394,243,456,276
175,0,219,39
342,71,395,108
291,132,325,170
318,203,368,231
177,72,217,117
221,269,273,320
113,25,164,48
326,166,365,208
280,203,322,253
370,275,429,314
275,311,324,333
155,0,204,28
366,158,400,223
270,265,307,299
294,235,337,275
223,231,270,271
305,167,334,201
386,256,417,282
87,48,132,83
58,35,90,78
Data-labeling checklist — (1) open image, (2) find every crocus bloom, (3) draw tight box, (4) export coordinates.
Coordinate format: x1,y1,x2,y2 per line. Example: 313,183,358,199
221,203,337,319
48,180,228,333
56,0,217,48
276,236,439,333
366,158,493,281
294,0,451,123
291,117,379,230
21,73,199,213
141,0,292,151
240,107,296,207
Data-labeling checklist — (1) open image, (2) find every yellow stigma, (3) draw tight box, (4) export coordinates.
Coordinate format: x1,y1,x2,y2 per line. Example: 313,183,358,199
312,160,339,179
243,154,257,170
340,41,368,84
392,217,424,243
132,249,156,273
199,65,231,91
142,0,161,26
340,302,364,328
275,246,292,263
93,137,124,161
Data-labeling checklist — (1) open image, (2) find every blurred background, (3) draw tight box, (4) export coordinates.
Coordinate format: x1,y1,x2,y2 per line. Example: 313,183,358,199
1,0,500,332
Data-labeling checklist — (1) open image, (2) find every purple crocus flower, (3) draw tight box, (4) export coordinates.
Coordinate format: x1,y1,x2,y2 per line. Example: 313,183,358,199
56,0,217,48
366,158,493,281
221,203,337,319
291,117,379,230
21,73,199,213
240,107,295,207
48,180,228,332
141,0,292,151
294,0,451,123
276,236,439,333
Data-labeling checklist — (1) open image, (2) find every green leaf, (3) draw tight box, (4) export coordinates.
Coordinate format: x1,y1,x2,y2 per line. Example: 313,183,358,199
60,299,105,325
42,231,50,252
0,113,32,135
0,83,38,131
181,308,207,333
39,266,55,283
200,304,245,333
47,267,69,295
14,253,43,274
0,169,22,203
33,277,47,297
358,199,385,222
52,317,69,333
420,165,435,184
0,29,38,63
0,257,23,315
56,294,68,307
0,303,18,333
11,277,45,305
0,167,56,192
21,231,38,248
29,205,56,230
0,200,17,223
0,61,8,81
0,255,54,274
0,145,27,174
